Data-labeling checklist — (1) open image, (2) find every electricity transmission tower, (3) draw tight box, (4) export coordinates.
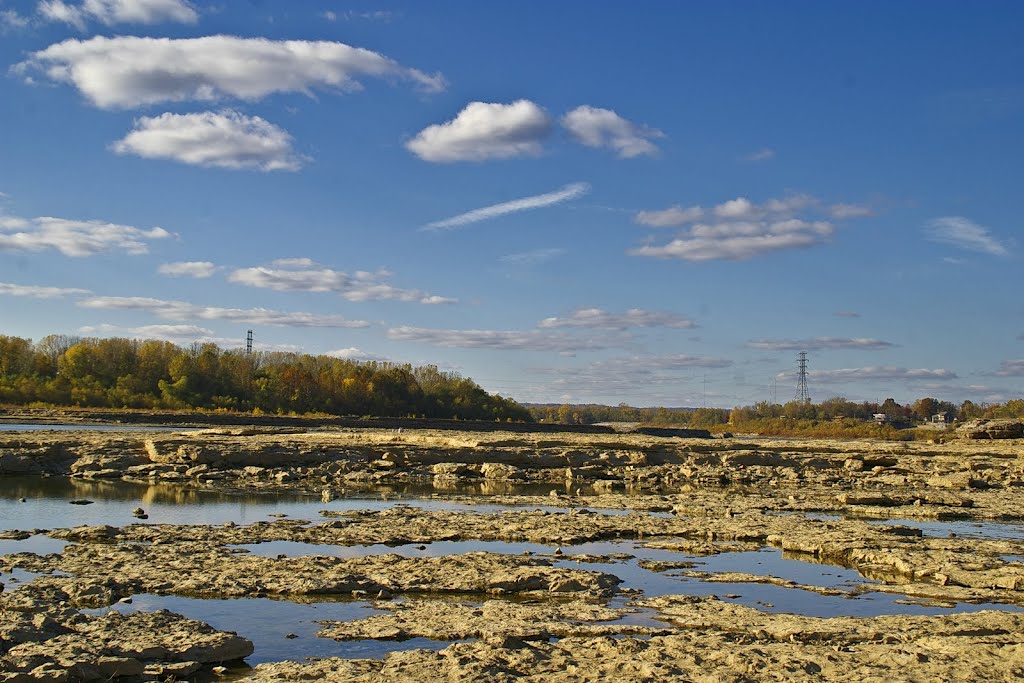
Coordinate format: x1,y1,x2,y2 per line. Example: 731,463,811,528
246,330,253,355
794,351,810,404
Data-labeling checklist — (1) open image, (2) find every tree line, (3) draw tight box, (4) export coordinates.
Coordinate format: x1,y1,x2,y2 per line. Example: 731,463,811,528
0,334,532,422
531,395,1024,431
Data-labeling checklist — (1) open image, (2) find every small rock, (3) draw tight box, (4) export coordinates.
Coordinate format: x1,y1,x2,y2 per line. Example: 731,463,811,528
285,633,298,639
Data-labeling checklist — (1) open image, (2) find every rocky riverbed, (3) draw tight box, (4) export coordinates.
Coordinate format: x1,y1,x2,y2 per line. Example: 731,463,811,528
2,425,1024,681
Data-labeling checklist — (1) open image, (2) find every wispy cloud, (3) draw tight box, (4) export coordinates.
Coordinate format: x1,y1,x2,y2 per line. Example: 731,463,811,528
38,0,198,29
425,182,589,230
499,248,566,267
0,215,172,257
406,100,551,162
158,261,218,278
78,322,301,351
561,106,663,158
112,110,305,171
538,308,695,330
387,325,621,353
228,260,455,304
0,282,91,298
743,147,775,162
834,310,861,319
1,8,30,30
528,353,732,404
829,203,874,219
16,35,444,109
800,366,958,383
747,337,895,351
78,296,370,328
634,205,704,228
926,216,1009,256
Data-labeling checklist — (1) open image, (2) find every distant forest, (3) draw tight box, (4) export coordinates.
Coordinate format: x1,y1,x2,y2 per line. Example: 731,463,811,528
0,334,531,421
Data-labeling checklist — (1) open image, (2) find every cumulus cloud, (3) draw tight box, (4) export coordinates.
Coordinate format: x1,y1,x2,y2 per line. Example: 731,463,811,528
425,182,589,230
16,35,444,109
746,337,895,351
0,215,172,257
499,248,566,267
0,282,91,298
158,261,218,278
561,105,662,158
634,205,704,228
804,367,958,383
538,308,696,330
112,110,305,171
629,194,843,262
78,296,370,328
926,216,1009,257
994,360,1024,377
406,100,551,162
228,261,455,304
387,326,620,353
38,0,198,28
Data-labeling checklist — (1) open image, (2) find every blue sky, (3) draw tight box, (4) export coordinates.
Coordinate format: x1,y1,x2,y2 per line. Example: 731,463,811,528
0,0,1021,408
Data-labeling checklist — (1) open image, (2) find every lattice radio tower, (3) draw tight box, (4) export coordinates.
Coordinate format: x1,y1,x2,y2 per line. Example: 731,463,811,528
795,351,810,404
246,330,253,355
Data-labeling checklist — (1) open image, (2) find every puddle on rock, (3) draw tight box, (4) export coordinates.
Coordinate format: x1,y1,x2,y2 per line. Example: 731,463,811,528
863,518,1024,541
0,534,69,556
83,594,460,664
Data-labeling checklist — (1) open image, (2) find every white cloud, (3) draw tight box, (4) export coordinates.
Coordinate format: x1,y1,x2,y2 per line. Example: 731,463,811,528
228,261,455,304
747,337,895,351
629,194,845,262
634,205,704,227
406,100,551,162
325,347,390,362
0,282,91,298
561,105,662,158
38,0,198,27
0,215,172,257
926,216,1009,257
78,296,370,328
744,147,775,162
802,367,958,383
425,182,589,230
387,326,620,353
17,35,444,109
499,247,566,266
538,308,696,330
994,360,1024,377
158,261,218,278
112,110,305,172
